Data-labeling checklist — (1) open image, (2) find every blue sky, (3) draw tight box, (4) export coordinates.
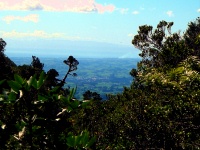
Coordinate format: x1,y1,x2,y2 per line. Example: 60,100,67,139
0,0,199,58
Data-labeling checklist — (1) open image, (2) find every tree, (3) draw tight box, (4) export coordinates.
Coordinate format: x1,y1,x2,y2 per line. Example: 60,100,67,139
83,90,102,101
127,18,200,149
0,72,95,149
132,20,193,71
31,56,44,70
0,39,16,90
74,18,200,149
0,38,6,53
184,17,200,57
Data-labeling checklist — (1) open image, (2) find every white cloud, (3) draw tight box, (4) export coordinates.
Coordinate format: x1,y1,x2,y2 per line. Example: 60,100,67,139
0,0,116,13
166,10,174,17
1,0,45,11
0,30,65,39
18,0,44,11
132,11,139,15
2,14,39,24
0,2,6,9
197,8,200,13
0,30,98,41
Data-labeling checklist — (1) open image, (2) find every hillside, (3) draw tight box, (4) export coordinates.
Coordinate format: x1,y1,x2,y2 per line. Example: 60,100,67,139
11,57,140,99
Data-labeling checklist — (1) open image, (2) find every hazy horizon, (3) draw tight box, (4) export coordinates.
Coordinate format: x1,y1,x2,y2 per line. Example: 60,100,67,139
0,0,199,58
5,39,140,58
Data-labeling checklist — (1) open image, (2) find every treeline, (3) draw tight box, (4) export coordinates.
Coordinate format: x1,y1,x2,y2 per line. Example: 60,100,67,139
0,17,200,149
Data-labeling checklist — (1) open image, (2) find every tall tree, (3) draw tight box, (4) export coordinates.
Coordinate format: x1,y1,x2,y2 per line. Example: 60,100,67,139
76,18,200,149
132,20,193,71
0,38,16,82
184,17,200,57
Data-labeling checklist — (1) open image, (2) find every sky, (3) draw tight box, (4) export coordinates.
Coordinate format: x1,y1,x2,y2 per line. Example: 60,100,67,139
0,0,199,58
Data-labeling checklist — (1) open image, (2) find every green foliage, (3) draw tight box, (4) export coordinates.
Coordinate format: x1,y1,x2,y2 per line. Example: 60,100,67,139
184,17,200,57
132,19,193,72
1,17,200,149
31,56,44,70
71,18,200,149
83,90,102,101
62,56,79,83
0,79,5,85
0,52,94,149
0,38,6,53
67,130,96,149
0,39,16,83
85,58,199,149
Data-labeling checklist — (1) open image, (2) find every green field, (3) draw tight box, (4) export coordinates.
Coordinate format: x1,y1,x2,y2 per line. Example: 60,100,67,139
12,57,140,99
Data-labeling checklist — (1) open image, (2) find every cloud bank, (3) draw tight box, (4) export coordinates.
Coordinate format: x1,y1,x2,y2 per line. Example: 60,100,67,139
0,30,65,38
2,14,39,24
0,30,96,41
0,0,115,13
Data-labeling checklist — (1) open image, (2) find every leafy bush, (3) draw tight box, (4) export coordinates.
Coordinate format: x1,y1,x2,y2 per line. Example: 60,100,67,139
0,48,95,149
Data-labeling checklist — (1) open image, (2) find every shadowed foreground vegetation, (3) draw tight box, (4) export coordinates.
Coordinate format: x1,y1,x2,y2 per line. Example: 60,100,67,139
0,17,200,149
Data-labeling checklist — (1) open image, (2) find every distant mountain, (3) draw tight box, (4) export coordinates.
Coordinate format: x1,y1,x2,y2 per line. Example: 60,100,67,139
5,39,140,58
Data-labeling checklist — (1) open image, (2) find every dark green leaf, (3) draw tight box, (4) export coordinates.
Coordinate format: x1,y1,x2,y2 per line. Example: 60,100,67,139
8,92,17,102
38,94,48,102
50,86,59,93
81,100,90,109
70,100,80,109
37,71,46,89
7,81,22,92
0,79,5,85
67,87,77,101
14,74,24,84
86,137,96,148
66,136,75,147
28,75,37,89
81,131,89,146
